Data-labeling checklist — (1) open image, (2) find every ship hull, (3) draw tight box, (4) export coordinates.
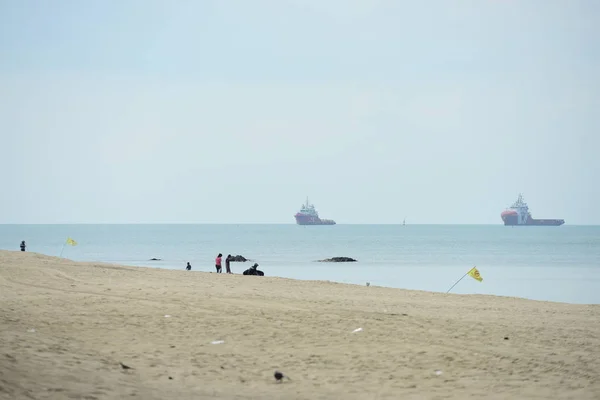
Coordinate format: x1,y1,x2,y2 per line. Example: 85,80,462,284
296,220,336,225
502,215,565,226
295,215,336,225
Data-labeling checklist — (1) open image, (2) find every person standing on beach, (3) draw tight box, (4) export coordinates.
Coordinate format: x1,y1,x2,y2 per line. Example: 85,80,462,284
20,241,26,252
225,254,232,274
186,262,191,271
215,253,222,273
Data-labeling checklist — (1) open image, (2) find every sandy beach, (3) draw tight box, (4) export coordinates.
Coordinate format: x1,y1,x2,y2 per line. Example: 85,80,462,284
1,251,599,399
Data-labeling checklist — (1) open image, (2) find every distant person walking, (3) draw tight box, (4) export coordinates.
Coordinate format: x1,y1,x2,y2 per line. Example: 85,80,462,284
215,253,223,273
20,241,26,252
186,262,191,271
225,254,232,274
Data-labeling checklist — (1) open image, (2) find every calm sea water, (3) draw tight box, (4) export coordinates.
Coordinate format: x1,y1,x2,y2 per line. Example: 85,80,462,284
1,224,599,304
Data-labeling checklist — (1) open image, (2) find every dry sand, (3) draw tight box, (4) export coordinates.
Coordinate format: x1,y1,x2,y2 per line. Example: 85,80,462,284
1,251,599,400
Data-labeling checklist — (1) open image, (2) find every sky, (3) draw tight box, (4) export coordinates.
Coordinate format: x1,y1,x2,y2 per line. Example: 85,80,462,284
0,0,598,224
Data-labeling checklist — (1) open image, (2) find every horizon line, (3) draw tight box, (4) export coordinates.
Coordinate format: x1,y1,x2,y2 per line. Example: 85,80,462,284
0,222,595,226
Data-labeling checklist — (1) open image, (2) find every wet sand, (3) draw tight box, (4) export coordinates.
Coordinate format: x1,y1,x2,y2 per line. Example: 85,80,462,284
1,251,599,399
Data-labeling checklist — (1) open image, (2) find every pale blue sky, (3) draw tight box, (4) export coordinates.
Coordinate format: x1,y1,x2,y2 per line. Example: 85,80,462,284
1,0,598,224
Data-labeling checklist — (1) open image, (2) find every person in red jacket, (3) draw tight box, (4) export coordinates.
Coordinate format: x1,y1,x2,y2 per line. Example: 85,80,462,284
215,253,222,273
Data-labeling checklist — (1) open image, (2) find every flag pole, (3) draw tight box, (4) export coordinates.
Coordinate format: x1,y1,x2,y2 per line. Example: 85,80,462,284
446,267,475,294
59,240,66,257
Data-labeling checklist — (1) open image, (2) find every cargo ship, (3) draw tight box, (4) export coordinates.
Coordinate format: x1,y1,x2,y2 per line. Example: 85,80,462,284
501,194,565,226
294,198,336,225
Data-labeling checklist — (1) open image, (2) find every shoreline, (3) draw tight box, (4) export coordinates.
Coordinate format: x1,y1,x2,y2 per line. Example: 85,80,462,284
85,257,600,306
5,251,599,306
1,250,599,399
121,261,598,306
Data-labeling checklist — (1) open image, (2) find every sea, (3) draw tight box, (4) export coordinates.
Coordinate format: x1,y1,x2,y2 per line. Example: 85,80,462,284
1,224,599,305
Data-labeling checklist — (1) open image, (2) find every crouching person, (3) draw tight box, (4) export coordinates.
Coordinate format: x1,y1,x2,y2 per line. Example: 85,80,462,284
243,263,264,276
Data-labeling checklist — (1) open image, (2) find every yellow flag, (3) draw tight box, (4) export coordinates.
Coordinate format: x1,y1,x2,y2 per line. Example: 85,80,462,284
468,267,483,282
66,237,77,246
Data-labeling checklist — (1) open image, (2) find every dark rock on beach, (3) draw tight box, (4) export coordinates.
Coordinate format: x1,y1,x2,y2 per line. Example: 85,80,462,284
230,255,249,262
318,257,357,263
